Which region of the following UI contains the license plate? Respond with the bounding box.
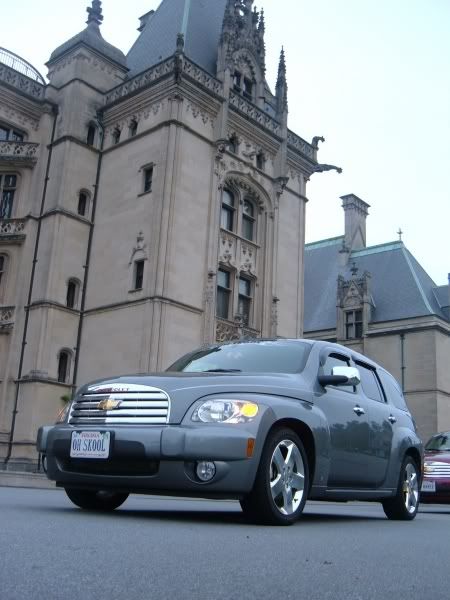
[70,431,110,459]
[421,480,436,492]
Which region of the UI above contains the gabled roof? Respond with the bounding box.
[127,0,228,77]
[304,237,448,332]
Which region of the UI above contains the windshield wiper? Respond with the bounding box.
[204,368,242,373]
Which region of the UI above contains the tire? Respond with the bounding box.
[64,488,129,511]
[382,456,420,520]
[240,428,309,526]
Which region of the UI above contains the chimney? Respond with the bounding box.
[341,194,370,251]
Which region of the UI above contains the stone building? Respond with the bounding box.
[0,0,324,469]
[304,194,450,441]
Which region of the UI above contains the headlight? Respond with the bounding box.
[56,402,71,424]
[192,400,259,424]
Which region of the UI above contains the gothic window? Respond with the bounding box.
[0,174,17,219]
[86,124,96,146]
[233,71,255,101]
[57,350,71,383]
[238,276,252,325]
[77,191,89,217]
[66,279,80,309]
[129,120,138,137]
[256,151,265,171]
[221,189,235,231]
[0,123,24,142]
[0,254,7,297]
[112,128,121,145]
[242,199,255,241]
[134,259,145,290]
[143,166,153,194]
[229,134,239,154]
[217,269,231,320]
[243,77,253,100]
[345,310,363,339]
[233,71,242,93]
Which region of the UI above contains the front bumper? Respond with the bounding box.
[37,423,261,498]
[420,476,450,504]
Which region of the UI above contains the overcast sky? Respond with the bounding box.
[2,0,449,285]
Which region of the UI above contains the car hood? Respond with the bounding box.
[77,372,313,423]
[424,450,450,462]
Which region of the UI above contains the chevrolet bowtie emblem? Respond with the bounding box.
[98,398,121,411]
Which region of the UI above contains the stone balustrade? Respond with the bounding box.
[0,141,39,164]
[0,218,26,240]
[0,306,15,332]
[0,62,45,99]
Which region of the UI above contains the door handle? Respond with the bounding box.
[353,405,365,416]
[388,415,397,424]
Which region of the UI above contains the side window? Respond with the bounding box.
[323,353,349,375]
[378,370,408,411]
[355,362,385,403]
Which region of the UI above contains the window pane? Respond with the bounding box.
[356,363,384,402]
[135,260,144,289]
[324,354,349,376]
[12,131,23,142]
[0,127,9,140]
[67,282,77,308]
[144,167,153,193]
[78,193,87,216]
[242,216,254,241]
[0,190,15,218]
[87,126,95,146]
[130,121,138,137]
[239,277,251,296]
[220,206,233,231]
[58,353,69,383]
[222,190,234,207]
[243,200,254,217]
[217,269,230,289]
[4,175,17,188]
[216,288,230,319]
[378,370,408,411]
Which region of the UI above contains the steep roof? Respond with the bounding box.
[304,237,448,332]
[127,0,228,77]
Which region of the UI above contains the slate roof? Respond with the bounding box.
[48,21,127,68]
[127,0,228,77]
[304,237,449,332]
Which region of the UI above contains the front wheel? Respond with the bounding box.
[382,456,420,520]
[240,428,309,525]
[64,488,129,511]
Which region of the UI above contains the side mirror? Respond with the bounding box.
[318,366,361,388]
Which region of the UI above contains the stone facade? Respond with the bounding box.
[0,1,320,469]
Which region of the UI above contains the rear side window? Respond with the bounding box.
[355,362,385,403]
[378,369,409,411]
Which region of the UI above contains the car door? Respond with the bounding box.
[316,351,371,488]
[354,361,394,488]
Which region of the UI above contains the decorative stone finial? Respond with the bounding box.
[86,0,103,27]
[176,33,185,54]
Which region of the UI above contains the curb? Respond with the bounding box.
[0,471,56,490]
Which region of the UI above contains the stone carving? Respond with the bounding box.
[129,231,148,265]
[105,102,164,139]
[182,59,222,95]
[229,91,281,136]
[185,102,214,127]
[0,63,45,100]
[287,130,315,160]
[216,318,241,342]
[106,57,176,104]
[203,270,216,345]
[0,141,39,162]
[0,218,26,236]
[219,233,236,267]
[240,242,256,275]
[0,306,14,332]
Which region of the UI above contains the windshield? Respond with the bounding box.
[425,432,450,452]
[167,340,312,374]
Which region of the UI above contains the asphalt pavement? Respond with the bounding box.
[0,485,449,600]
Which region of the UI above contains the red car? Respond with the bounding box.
[421,431,450,503]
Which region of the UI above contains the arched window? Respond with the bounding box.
[66,279,80,309]
[134,260,145,290]
[77,191,89,217]
[129,120,138,137]
[242,199,255,241]
[229,134,239,154]
[0,174,18,219]
[86,124,96,146]
[57,350,71,383]
[112,128,121,145]
[238,276,253,326]
[221,189,235,231]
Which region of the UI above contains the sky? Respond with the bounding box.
[2,0,449,285]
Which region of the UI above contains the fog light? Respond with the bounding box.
[196,461,216,482]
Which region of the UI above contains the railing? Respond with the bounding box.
[0,141,39,162]
[0,61,45,100]
[182,58,222,96]
[0,47,45,83]
[229,90,282,137]
[0,306,15,332]
[105,57,176,104]
[0,218,26,236]
[287,130,315,160]
[216,318,260,342]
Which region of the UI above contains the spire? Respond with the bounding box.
[86,0,103,28]
[276,47,288,114]
[258,8,265,35]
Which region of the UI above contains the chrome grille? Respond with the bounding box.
[69,383,170,425]
[424,462,450,477]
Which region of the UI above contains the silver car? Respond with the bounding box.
[37,339,423,525]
